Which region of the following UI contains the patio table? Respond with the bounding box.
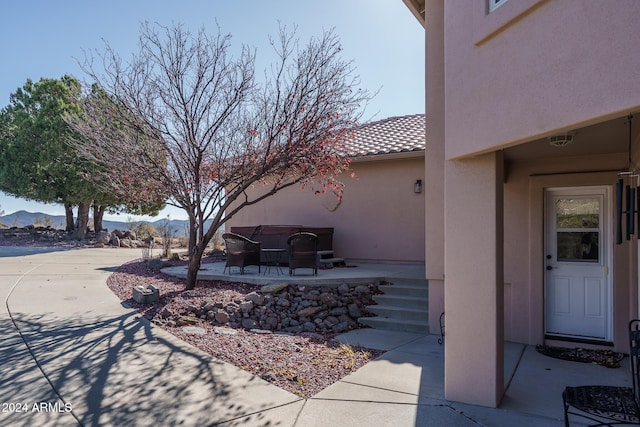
[261,248,286,275]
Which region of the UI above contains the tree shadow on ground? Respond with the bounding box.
[1,310,298,427]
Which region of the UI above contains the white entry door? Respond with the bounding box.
[544,187,611,341]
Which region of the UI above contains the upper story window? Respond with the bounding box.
[489,0,508,12]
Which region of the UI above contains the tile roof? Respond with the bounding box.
[346,114,425,158]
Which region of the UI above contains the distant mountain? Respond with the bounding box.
[0,210,215,238]
[0,211,67,229]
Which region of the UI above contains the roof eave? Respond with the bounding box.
[402,0,426,28]
[349,149,425,163]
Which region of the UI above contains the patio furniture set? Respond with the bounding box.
[222,230,320,276]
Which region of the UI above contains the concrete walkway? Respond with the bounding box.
[0,247,631,426]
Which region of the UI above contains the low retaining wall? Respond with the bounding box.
[161,281,382,334]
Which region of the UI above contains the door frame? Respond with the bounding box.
[543,185,613,342]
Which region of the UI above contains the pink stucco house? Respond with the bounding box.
[227,114,425,264]
[403,0,640,407]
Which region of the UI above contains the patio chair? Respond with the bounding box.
[562,319,640,426]
[222,232,261,274]
[287,232,319,276]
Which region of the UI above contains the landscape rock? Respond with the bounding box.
[239,301,254,313]
[181,326,206,335]
[330,307,348,316]
[276,298,290,307]
[298,306,322,317]
[96,231,110,244]
[354,285,371,295]
[213,327,237,335]
[214,310,230,324]
[110,235,120,247]
[249,329,273,335]
[176,315,200,326]
[261,283,289,294]
[245,291,265,305]
[347,303,362,318]
[333,322,350,333]
[320,292,339,307]
[241,318,258,329]
[166,281,378,335]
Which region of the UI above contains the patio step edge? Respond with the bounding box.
[377,284,428,297]
[367,305,428,321]
[358,317,429,334]
[373,294,429,309]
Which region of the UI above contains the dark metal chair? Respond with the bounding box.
[287,232,319,276]
[222,232,261,274]
[562,319,640,426]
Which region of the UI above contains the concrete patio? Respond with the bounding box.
[161,259,426,286]
[333,328,633,426]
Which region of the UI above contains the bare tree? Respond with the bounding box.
[69,22,370,289]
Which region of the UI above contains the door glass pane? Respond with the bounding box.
[557,231,599,262]
[556,198,599,228]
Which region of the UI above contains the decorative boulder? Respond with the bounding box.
[97,230,110,244]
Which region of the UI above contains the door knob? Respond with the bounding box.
[546,265,553,271]
[546,255,552,259]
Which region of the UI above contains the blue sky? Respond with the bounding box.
[0,0,424,220]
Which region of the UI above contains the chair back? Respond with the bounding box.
[223,233,244,254]
[287,232,319,256]
[286,232,319,275]
[222,232,259,253]
[630,319,640,405]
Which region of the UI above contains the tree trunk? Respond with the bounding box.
[198,210,204,244]
[74,201,90,240]
[64,203,75,232]
[186,246,204,290]
[93,205,106,231]
[185,216,200,290]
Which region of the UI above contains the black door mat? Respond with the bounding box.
[535,344,625,368]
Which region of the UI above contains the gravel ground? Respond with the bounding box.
[107,257,384,398]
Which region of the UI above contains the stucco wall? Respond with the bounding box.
[503,152,637,351]
[225,155,425,263]
[445,0,640,159]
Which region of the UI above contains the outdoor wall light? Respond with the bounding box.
[414,179,422,194]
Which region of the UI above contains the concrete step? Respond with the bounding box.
[367,305,428,322]
[317,250,334,258]
[318,257,345,267]
[358,316,429,334]
[373,294,428,310]
[378,282,428,298]
[317,250,345,268]
[360,279,430,334]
